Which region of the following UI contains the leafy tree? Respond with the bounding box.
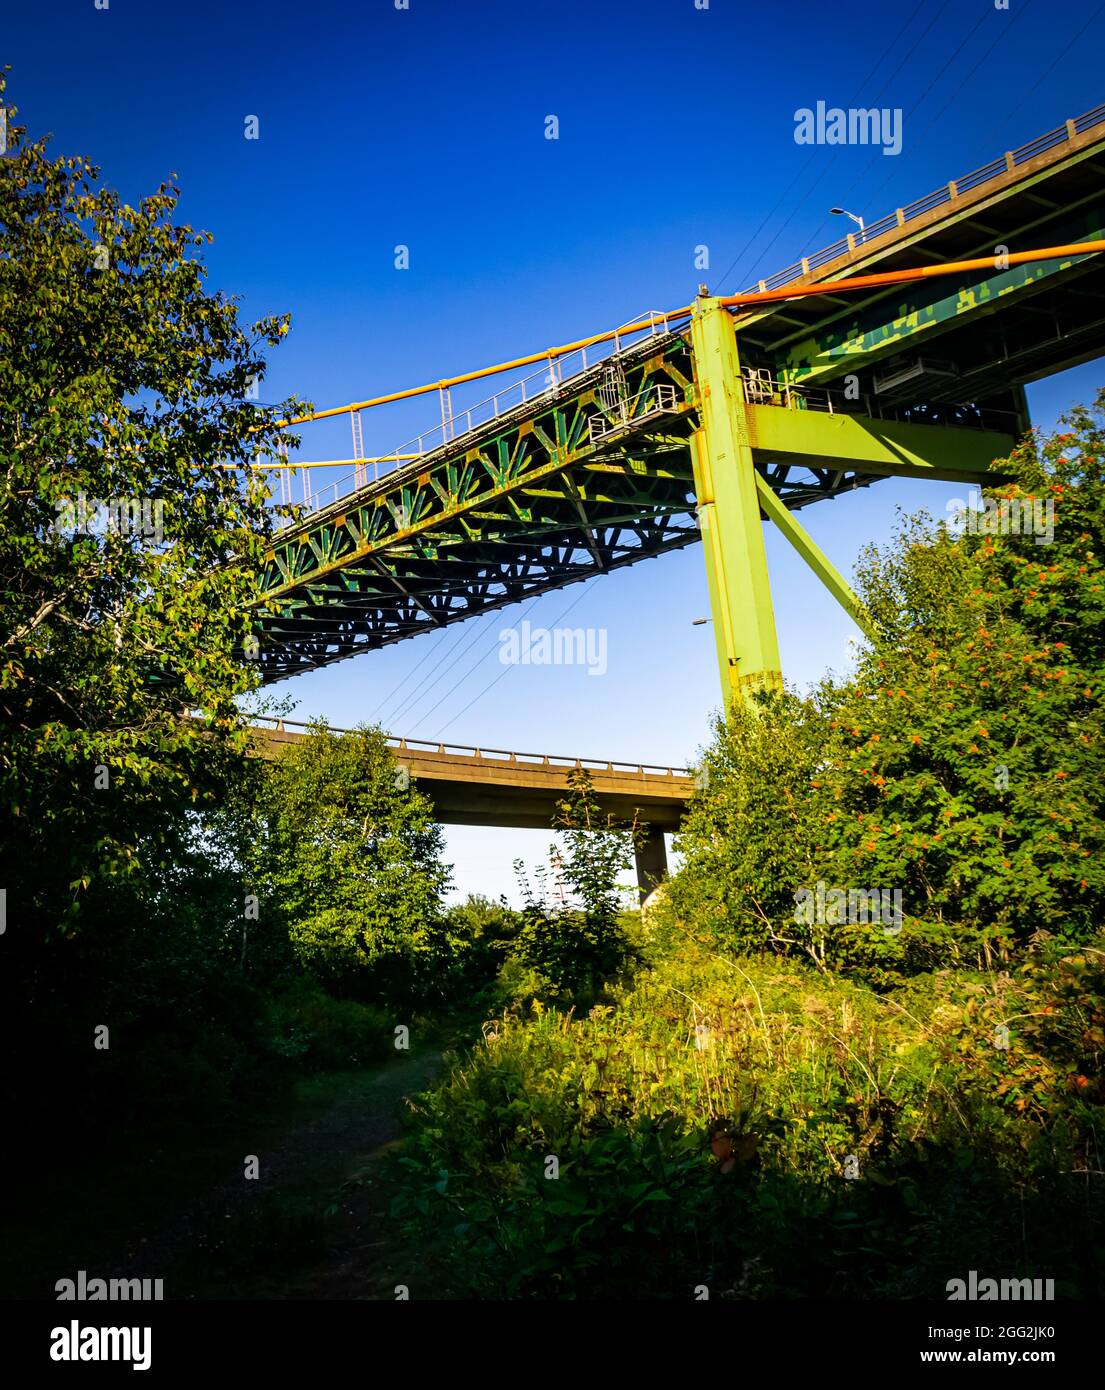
[669,691,835,964]
[0,81,315,1165]
[513,768,635,996]
[670,394,1105,979]
[0,76,304,940]
[440,893,520,990]
[817,393,1105,968]
[241,722,454,999]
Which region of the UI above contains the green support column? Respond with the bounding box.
[690,297,783,706]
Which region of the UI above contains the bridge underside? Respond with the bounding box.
[252,723,691,900]
[738,128,1105,400]
[249,333,1016,683]
[248,112,1105,688]
[253,385,704,682]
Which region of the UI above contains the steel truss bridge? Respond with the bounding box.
[245,101,1105,705]
[233,105,1105,892]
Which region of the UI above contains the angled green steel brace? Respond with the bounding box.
[753,473,877,641]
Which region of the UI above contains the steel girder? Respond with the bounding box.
[249,127,1105,685]
[252,340,702,681]
[249,347,1026,683]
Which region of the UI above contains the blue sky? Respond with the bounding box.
[9,0,1104,900]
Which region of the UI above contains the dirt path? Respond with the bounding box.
[117,1048,446,1299]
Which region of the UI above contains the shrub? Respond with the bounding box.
[261,981,395,1070]
[389,941,1105,1297]
[509,769,637,1000]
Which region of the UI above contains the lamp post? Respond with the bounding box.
[830,207,866,240]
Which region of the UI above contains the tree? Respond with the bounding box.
[513,768,635,996]
[241,722,454,998]
[818,392,1105,967]
[669,690,835,964]
[0,76,305,940]
[670,394,1105,979]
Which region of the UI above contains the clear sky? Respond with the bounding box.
[9,0,1104,901]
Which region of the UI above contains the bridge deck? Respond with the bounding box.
[250,720,693,831]
[248,103,1105,684]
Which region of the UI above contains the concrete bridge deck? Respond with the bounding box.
[250,717,694,897]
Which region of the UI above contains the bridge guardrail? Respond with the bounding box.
[249,714,691,778]
[274,310,683,517]
[747,100,1105,295]
[263,101,1105,528]
[739,368,1021,432]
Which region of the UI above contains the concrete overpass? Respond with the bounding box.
[249,717,693,899]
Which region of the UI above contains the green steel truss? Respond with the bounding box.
[251,118,1105,692]
[255,341,701,681]
[251,324,1012,687]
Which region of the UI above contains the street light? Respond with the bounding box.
[691,617,711,626]
[830,207,865,237]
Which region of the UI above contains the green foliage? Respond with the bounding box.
[260,980,395,1070]
[821,397,1105,960]
[0,76,306,942]
[668,691,832,962]
[554,766,637,929]
[510,769,636,999]
[0,99,427,1168]
[439,894,520,996]
[237,722,455,999]
[670,394,1105,979]
[390,941,1105,1298]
